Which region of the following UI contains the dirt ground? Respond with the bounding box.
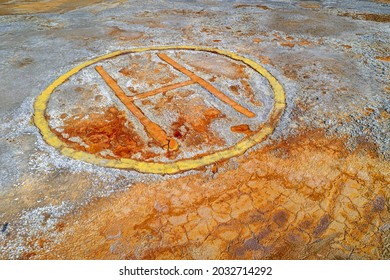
[0,0,389,260]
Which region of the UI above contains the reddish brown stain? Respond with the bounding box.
[171,116,189,140]
[372,196,386,212]
[228,80,262,107]
[173,130,183,139]
[280,42,295,48]
[241,79,263,106]
[313,214,331,237]
[273,210,289,227]
[108,26,144,41]
[229,85,240,95]
[257,228,272,241]
[170,106,225,148]
[109,26,125,36]
[273,34,315,49]
[339,12,390,23]
[299,3,321,9]
[208,76,217,82]
[257,55,272,65]
[283,67,298,80]
[16,58,34,68]
[231,124,252,135]
[53,106,146,159]
[298,40,312,47]
[148,87,226,151]
[234,4,270,10]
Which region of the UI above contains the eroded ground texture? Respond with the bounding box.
[0,0,389,259]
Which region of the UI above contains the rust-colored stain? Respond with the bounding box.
[26,131,389,259]
[339,12,390,23]
[234,4,270,10]
[148,91,226,153]
[52,107,147,159]
[95,65,179,151]
[280,42,295,48]
[299,3,321,9]
[272,33,315,48]
[108,26,144,41]
[0,0,103,15]
[15,57,34,68]
[279,40,313,48]
[169,103,226,150]
[157,53,256,118]
[231,124,252,135]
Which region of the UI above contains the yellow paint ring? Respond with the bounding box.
[34,45,286,174]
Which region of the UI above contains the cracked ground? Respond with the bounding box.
[0,0,389,259]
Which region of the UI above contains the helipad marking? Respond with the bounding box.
[128,79,196,101]
[33,45,286,174]
[158,53,256,118]
[95,65,179,151]
[97,52,255,149]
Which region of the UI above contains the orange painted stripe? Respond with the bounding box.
[129,79,196,101]
[95,65,179,151]
[157,53,256,118]
[376,56,390,62]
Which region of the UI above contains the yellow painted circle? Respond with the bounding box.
[34,45,286,174]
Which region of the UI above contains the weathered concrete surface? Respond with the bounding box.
[0,0,389,259]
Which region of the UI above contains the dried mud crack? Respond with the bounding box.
[7,131,389,260]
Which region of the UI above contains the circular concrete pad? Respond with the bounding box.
[34,46,285,174]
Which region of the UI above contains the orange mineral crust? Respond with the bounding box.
[52,107,147,159]
[28,131,389,260]
[0,0,103,15]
